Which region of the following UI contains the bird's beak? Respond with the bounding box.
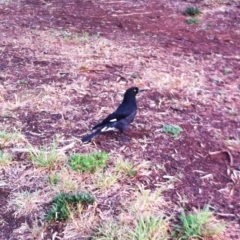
[138,87,150,92]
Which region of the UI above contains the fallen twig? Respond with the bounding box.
[215,212,236,218]
[209,150,233,166]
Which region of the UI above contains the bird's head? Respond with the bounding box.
[126,86,148,95]
[123,86,148,102]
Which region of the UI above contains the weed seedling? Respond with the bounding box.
[48,173,60,185]
[46,192,95,221]
[175,206,225,239]
[186,18,200,25]
[163,125,183,138]
[69,152,109,173]
[81,31,89,43]
[0,129,23,147]
[184,7,201,16]
[0,150,12,166]
[17,80,28,85]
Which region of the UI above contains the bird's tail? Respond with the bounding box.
[82,128,101,143]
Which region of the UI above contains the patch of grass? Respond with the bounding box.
[46,192,95,221]
[93,221,130,240]
[20,217,46,240]
[115,159,138,177]
[68,152,109,173]
[131,215,169,240]
[50,169,79,192]
[94,171,120,189]
[17,79,28,85]
[28,141,66,170]
[61,178,79,191]
[175,206,225,239]
[8,191,41,217]
[48,173,61,185]
[0,150,12,166]
[130,185,167,217]
[80,31,89,43]
[0,129,24,147]
[163,124,183,138]
[184,7,201,16]
[93,216,169,240]
[186,18,200,25]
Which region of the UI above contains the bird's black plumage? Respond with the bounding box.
[82,87,146,143]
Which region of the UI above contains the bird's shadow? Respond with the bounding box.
[95,128,147,143]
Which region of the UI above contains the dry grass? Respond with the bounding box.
[7,190,43,218]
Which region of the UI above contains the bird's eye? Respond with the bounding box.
[134,89,137,92]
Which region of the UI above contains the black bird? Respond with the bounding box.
[82,86,147,143]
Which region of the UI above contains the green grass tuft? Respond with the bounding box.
[186,18,200,25]
[48,173,61,185]
[0,150,12,166]
[68,152,109,173]
[163,125,183,138]
[184,7,201,16]
[131,215,169,240]
[28,141,65,170]
[46,192,95,221]
[174,206,225,239]
[0,129,23,147]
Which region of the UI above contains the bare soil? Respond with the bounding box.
[0,0,240,239]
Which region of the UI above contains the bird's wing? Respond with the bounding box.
[92,103,136,130]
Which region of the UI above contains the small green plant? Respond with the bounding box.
[184,7,201,16]
[127,169,138,177]
[69,152,109,173]
[80,31,89,43]
[93,221,130,240]
[0,129,23,147]
[163,125,183,138]
[48,173,60,185]
[175,206,225,239]
[17,80,28,85]
[186,18,200,25]
[0,150,12,166]
[46,192,95,221]
[28,141,65,170]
